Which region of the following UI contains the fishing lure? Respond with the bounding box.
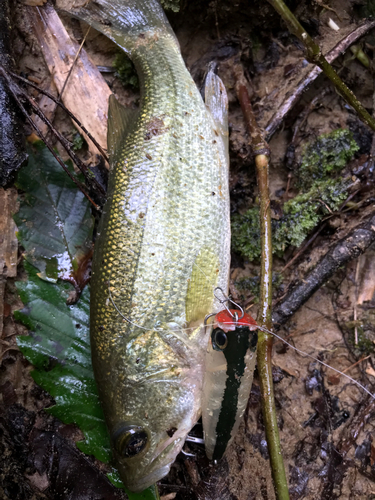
[202,289,258,461]
[201,287,375,462]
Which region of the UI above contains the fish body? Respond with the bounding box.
[62,0,230,492]
[202,309,258,461]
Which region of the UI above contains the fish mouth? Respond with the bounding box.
[121,435,185,492]
[125,464,171,493]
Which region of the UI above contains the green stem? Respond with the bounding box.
[267,0,375,131]
[234,63,290,500]
[256,155,289,500]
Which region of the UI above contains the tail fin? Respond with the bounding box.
[58,0,176,53]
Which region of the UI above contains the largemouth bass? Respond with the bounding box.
[61,0,230,492]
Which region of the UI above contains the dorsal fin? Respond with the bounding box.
[107,95,138,165]
[204,66,229,154]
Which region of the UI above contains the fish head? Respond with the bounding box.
[110,416,189,492]
[95,324,205,492]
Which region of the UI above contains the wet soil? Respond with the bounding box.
[1,0,375,499]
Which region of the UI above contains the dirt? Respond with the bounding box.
[1,0,375,499]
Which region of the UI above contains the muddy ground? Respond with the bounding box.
[1,0,375,499]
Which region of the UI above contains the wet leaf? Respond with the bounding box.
[15,264,160,500]
[14,142,93,284]
[16,261,110,462]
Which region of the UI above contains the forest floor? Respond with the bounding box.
[1,0,375,499]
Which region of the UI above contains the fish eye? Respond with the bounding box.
[212,328,228,351]
[113,425,149,458]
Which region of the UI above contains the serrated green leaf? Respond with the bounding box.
[14,142,93,282]
[16,261,111,463]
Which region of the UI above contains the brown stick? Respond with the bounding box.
[0,67,100,210]
[265,20,375,140]
[234,62,290,500]
[7,70,109,162]
[273,211,375,326]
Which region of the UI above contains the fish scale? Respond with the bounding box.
[63,0,230,492]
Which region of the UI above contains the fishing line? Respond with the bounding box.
[108,266,374,400]
[107,279,155,331]
[211,316,375,400]
[257,324,375,400]
[213,290,375,400]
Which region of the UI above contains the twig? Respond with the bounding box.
[267,0,375,131]
[338,396,375,457]
[281,221,327,273]
[290,87,330,144]
[0,67,100,210]
[27,92,106,199]
[1,68,106,203]
[273,211,375,326]
[354,259,360,345]
[58,25,91,102]
[234,62,290,500]
[265,19,375,139]
[6,69,109,162]
[343,355,370,374]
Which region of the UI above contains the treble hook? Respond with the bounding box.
[213,287,245,321]
[204,287,245,326]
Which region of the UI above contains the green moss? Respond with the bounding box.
[72,131,85,151]
[236,275,260,296]
[113,52,139,89]
[232,178,350,260]
[346,323,375,356]
[160,0,181,11]
[345,309,375,356]
[231,129,358,262]
[231,208,261,261]
[272,203,319,253]
[298,129,358,189]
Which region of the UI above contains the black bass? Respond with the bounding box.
[61,0,230,492]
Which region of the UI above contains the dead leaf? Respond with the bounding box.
[160,494,177,500]
[0,188,18,278]
[327,373,341,385]
[371,441,375,467]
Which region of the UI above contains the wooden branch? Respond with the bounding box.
[273,211,375,326]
